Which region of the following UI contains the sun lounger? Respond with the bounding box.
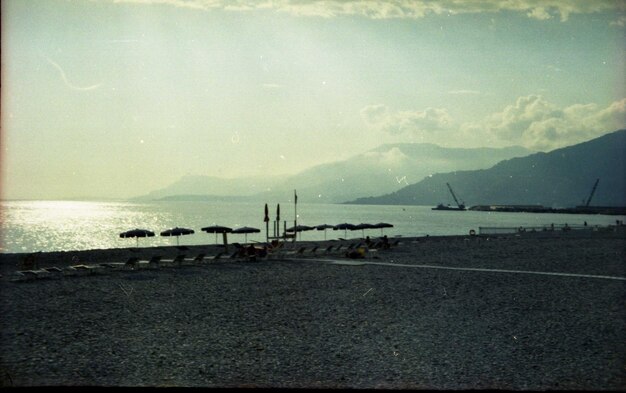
[101,257,139,271]
[210,252,225,260]
[147,255,163,269]
[71,264,103,275]
[14,269,49,281]
[122,257,140,270]
[323,245,334,253]
[282,246,306,257]
[174,254,187,267]
[191,253,206,265]
[158,254,186,268]
[42,267,64,278]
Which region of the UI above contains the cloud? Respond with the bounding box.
[110,0,624,22]
[361,147,411,168]
[466,95,626,150]
[360,104,454,136]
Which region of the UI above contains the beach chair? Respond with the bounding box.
[286,246,306,256]
[123,257,140,270]
[42,266,64,279]
[210,251,225,260]
[71,264,103,275]
[173,254,187,268]
[147,255,163,269]
[97,257,136,270]
[159,254,186,268]
[307,246,319,254]
[15,270,49,281]
[191,253,206,265]
[323,245,334,253]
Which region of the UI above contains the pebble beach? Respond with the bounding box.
[1,229,625,389]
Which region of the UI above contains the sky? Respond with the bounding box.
[1,0,625,200]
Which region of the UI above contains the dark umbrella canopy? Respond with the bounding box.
[286,224,314,240]
[232,226,261,243]
[333,223,356,238]
[316,224,334,240]
[201,225,233,243]
[354,223,375,237]
[160,227,195,246]
[372,222,394,235]
[286,225,315,232]
[120,228,155,247]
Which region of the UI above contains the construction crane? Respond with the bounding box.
[447,183,466,210]
[584,178,600,207]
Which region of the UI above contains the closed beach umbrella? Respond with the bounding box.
[160,227,195,246]
[120,228,155,247]
[232,226,260,243]
[201,225,232,243]
[315,224,334,240]
[372,222,394,236]
[333,223,356,238]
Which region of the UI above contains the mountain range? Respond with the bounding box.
[134,143,531,203]
[348,129,626,208]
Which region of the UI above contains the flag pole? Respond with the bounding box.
[294,189,298,244]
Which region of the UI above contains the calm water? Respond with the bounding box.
[1,200,623,254]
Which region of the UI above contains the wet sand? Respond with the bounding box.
[1,231,625,389]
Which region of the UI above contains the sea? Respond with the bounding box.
[1,200,624,254]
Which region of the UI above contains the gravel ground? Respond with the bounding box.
[0,233,625,389]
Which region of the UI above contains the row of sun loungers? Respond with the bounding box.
[9,238,402,282]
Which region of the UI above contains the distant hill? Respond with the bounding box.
[347,129,626,208]
[252,144,530,203]
[133,143,531,203]
[131,175,281,201]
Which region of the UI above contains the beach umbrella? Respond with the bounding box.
[286,224,314,240]
[232,226,260,243]
[354,223,375,238]
[160,227,195,246]
[333,223,356,238]
[201,225,232,243]
[119,228,155,247]
[315,224,334,240]
[372,222,394,236]
[286,224,315,232]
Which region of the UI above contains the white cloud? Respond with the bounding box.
[360,104,454,136]
[110,0,624,22]
[466,95,626,150]
[361,147,411,168]
[363,96,626,151]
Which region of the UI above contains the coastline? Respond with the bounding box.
[1,231,625,388]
